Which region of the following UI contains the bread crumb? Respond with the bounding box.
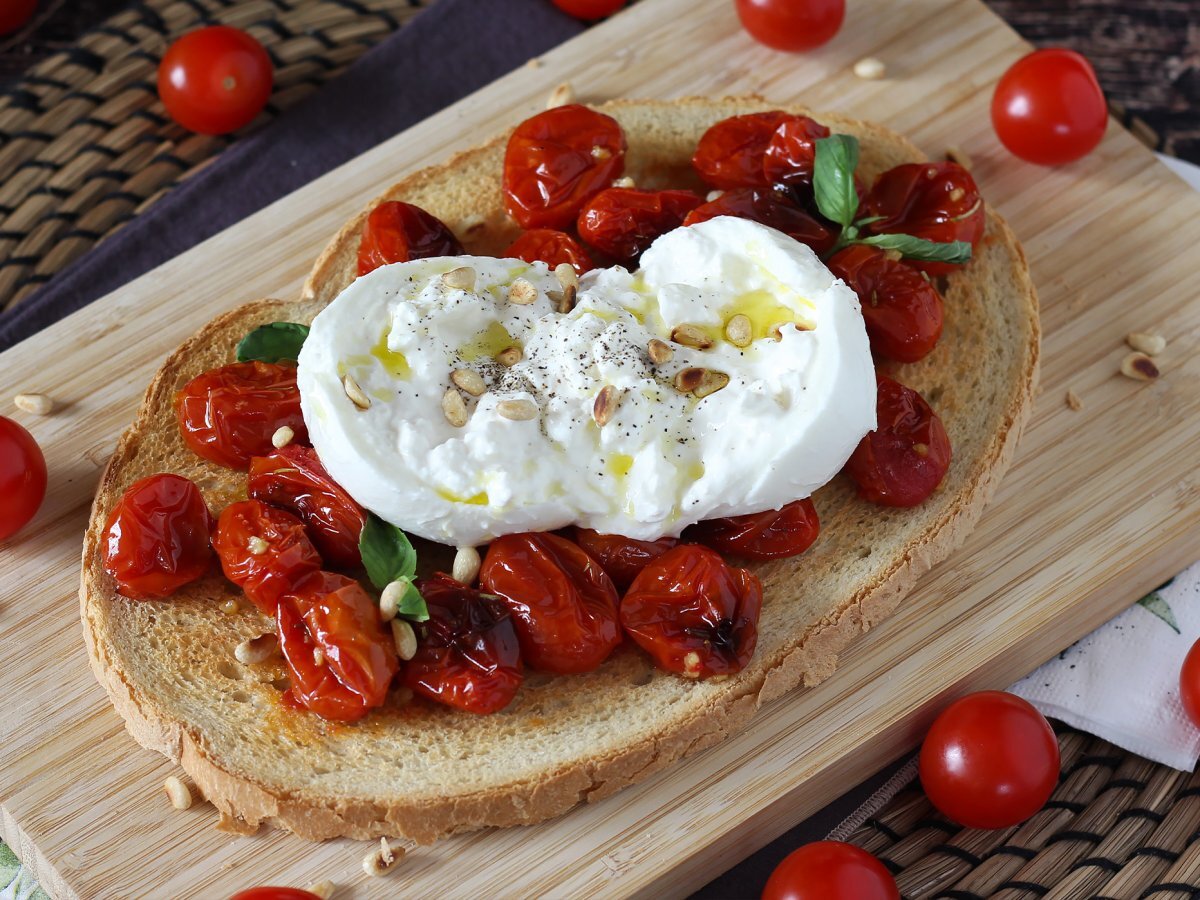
[14,393,53,415]
[1065,389,1083,411]
[1126,332,1165,356]
[853,57,886,80]
[363,837,405,877]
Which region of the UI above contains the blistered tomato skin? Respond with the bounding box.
[577,188,703,262]
[175,361,307,470]
[0,415,47,542]
[103,474,213,600]
[688,498,820,560]
[762,115,831,189]
[405,573,523,714]
[502,104,626,230]
[621,544,762,678]
[248,446,366,568]
[692,111,792,190]
[357,201,465,276]
[684,188,835,255]
[827,245,944,363]
[573,528,679,591]
[480,533,622,674]
[278,570,399,723]
[505,228,594,274]
[212,500,322,614]
[846,374,951,508]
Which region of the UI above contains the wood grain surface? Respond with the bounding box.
[1,0,1199,897]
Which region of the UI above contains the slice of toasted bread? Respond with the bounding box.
[80,96,1039,843]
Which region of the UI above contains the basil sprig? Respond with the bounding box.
[236,322,310,363]
[359,513,429,621]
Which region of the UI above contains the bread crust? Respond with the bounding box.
[80,96,1039,843]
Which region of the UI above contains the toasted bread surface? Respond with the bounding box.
[81,97,1039,842]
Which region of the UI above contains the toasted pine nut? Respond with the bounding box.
[304,881,336,900]
[1120,352,1159,381]
[1126,332,1166,356]
[451,368,487,397]
[220,598,241,615]
[647,339,674,364]
[453,546,482,585]
[363,837,405,877]
[442,388,468,427]
[441,266,476,291]
[14,392,53,415]
[612,176,636,189]
[671,324,714,350]
[593,385,620,426]
[313,647,325,667]
[692,370,730,399]
[705,189,724,202]
[380,580,406,622]
[554,262,579,289]
[724,315,752,348]
[391,619,418,661]
[234,633,277,665]
[549,283,577,313]
[271,425,295,449]
[496,346,523,367]
[853,56,886,80]
[508,278,537,305]
[247,536,269,556]
[1065,389,1083,411]
[913,443,929,457]
[342,373,371,410]
[682,651,702,678]
[673,368,706,393]
[546,81,574,109]
[497,399,538,421]
[163,775,193,810]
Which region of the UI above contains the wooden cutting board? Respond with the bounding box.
[2,0,1199,896]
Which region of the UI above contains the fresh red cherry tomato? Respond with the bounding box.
[0,415,47,542]
[357,201,465,277]
[919,690,1059,830]
[550,0,625,19]
[688,498,819,560]
[762,841,899,900]
[621,544,762,678]
[1179,638,1200,728]
[992,49,1108,166]
[277,570,398,722]
[0,0,37,36]
[248,446,365,569]
[762,115,831,190]
[736,0,845,52]
[845,374,951,508]
[572,528,678,591]
[577,188,703,261]
[827,245,944,363]
[175,361,307,470]
[480,532,622,674]
[405,573,523,714]
[157,26,273,136]
[212,500,322,614]
[693,112,792,190]
[229,890,321,900]
[103,474,213,600]
[506,228,595,274]
[861,162,985,276]
[502,104,626,230]
[684,188,836,255]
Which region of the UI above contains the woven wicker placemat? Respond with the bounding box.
[0,0,433,313]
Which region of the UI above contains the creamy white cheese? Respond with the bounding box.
[298,217,876,547]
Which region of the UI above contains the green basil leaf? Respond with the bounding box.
[359,512,418,589]
[813,135,861,228]
[395,578,429,623]
[236,322,310,363]
[857,233,972,264]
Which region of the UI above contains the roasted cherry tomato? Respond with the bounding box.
[505,228,594,274]
[278,570,398,722]
[920,691,1059,830]
[736,0,845,52]
[405,573,523,714]
[762,115,831,190]
[684,188,835,255]
[550,0,625,19]
[480,532,622,674]
[157,26,273,136]
[762,841,899,900]
[861,162,985,276]
[692,112,792,190]
[175,361,307,471]
[573,528,678,591]
[357,201,465,277]
[992,49,1107,167]
[502,104,626,230]
[621,544,762,678]
[212,499,322,614]
[0,0,36,36]
[577,188,703,261]
[0,415,47,542]
[827,245,944,363]
[229,889,322,900]
[845,374,951,508]
[248,446,365,568]
[103,473,213,600]
[688,498,819,560]
[1179,638,1200,728]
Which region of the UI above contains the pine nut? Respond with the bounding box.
[14,392,53,415]
[1120,352,1159,381]
[853,56,886,80]
[363,837,405,877]
[234,633,277,665]
[380,580,406,622]
[441,266,476,291]
[1065,389,1083,411]
[271,425,294,449]
[1126,332,1166,356]
[442,388,468,427]
[451,368,487,397]
[671,324,714,350]
[304,881,336,900]
[342,373,371,410]
[497,399,538,421]
[163,775,193,810]
[546,81,574,109]
[948,187,965,203]
[554,262,579,289]
[682,651,702,678]
[647,339,674,364]
[508,278,537,305]
[706,190,724,202]
[313,647,325,667]
[724,314,752,348]
[391,619,418,661]
[693,370,730,399]
[220,598,241,615]
[593,385,620,426]
[247,536,269,556]
[452,546,482,585]
[496,346,523,367]
[612,176,636,189]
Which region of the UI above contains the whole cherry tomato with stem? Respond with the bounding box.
[157,26,273,135]
[762,841,899,900]
[103,474,213,600]
[405,573,523,715]
[845,374,951,508]
[248,446,366,569]
[992,49,1107,166]
[1179,637,1200,728]
[684,188,835,256]
[480,532,622,674]
[550,0,625,19]
[736,0,845,53]
[212,500,322,614]
[621,544,762,679]
[827,244,944,363]
[503,104,626,230]
[0,415,47,542]
[175,361,307,470]
[762,115,831,190]
[573,528,678,591]
[0,0,37,36]
[357,201,465,276]
[687,497,820,560]
[919,690,1059,830]
[577,188,703,262]
[278,570,399,722]
[506,228,594,274]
